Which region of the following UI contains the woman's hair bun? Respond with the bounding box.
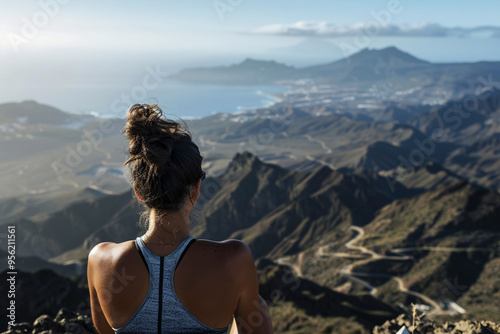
[123,103,191,167]
[122,103,203,215]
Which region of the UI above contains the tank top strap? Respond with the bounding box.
[135,235,196,268]
[165,235,196,270]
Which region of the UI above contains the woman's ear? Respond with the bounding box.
[134,183,144,202]
[191,178,202,204]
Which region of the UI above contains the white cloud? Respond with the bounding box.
[253,21,500,38]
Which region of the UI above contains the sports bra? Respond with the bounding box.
[112,235,230,333]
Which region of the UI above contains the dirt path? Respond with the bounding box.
[277,225,470,316]
[303,134,336,170]
[340,226,445,314]
[304,134,333,154]
[305,155,337,170]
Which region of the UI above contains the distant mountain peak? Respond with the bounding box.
[241,58,271,64]
[173,57,294,84]
[0,100,73,125]
[347,46,429,65]
[233,58,294,70]
[229,151,260,168]
[374,46,404,53]
[21,99,40,105]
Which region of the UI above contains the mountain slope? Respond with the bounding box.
[3,190,141,259]
[444,136,500,192]
[0,186,110,225]
[257,259,397,333]
[352,180,500,319]
[171,58,296,84]
[0,100,88,126]
[407,91,500,145]
[196,152,410,259]
[300,46,431,83]
[378,161,465,192]
[10,152,410,264]
[362,180,500,250]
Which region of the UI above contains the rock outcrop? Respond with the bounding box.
[1,308,96,334]
[373,314,500,334]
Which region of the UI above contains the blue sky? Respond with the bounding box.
[1,0,500,111]
[2,0,500,56]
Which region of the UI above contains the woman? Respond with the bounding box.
[87,104,273,334]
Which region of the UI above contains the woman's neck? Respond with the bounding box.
[144,208,191,245]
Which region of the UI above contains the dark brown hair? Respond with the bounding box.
[122,104,203,222]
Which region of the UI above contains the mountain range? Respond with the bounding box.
[2,46,500,333]
[171,46,500,87]
[2,150,500,331]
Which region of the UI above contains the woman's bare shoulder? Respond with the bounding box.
[191,238,255,271]
[88,240,136,265]
[194,238,252,255]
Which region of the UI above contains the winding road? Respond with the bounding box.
[303,134,336,170]
[304,134,332,154]
[276,225,486,316]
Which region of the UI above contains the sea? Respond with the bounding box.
[74,79,289,119]
[3,77,289,120]
[143,79,289,119]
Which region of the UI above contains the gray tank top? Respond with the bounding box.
[112,235,230,333]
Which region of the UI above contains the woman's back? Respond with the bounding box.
[88,104,273,334]
[88,236,262,333]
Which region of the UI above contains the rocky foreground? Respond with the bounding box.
[2,308,96,334]
[5,311,500,334]
[373,314,500,334]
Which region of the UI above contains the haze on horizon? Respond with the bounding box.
[2,0,500,114]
